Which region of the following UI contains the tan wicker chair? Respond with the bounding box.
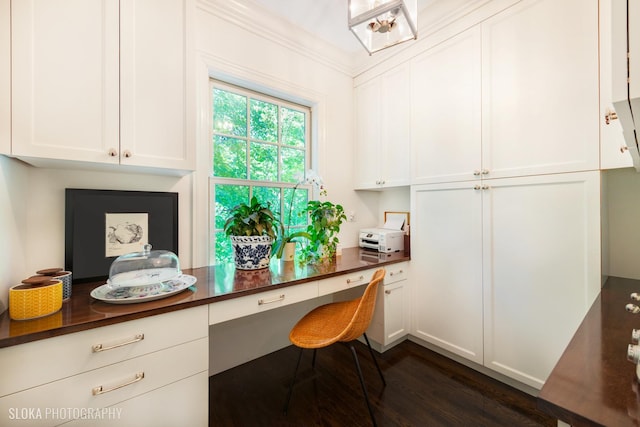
[284,268,386,426]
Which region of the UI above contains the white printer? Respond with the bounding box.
[359,228,404,253]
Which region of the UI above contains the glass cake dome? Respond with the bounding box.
[108,244,181,287]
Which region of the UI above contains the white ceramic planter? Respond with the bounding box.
[230,235,273,270]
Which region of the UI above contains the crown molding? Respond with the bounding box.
[196,0,356,76]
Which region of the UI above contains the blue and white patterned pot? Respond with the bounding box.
[230,235,273,270]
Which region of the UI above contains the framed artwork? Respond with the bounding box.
[65,189,178,283]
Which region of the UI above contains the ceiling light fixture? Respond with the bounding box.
[348,0,418,55]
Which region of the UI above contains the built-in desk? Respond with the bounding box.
[0,247,409,348]
[0,248,408,426]
[538,276,640,426]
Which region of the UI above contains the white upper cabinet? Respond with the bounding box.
[11,0,194,174]
[411,26,482,185]
[354,63,411,190]
[0,0,10,156]
[481,0,600,178]
[120,0,194,170]
[600,0,633,169]
[11,0,120,164]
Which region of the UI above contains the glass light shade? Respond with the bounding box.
[348,0,417,54]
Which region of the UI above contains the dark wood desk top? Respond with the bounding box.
[538,276,640,426]
[0,248,409,349]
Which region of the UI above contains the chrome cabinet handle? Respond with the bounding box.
[258,294,285,305]
[473,170,481,176]
[107,148,118,157]
[605,110,618,125]
[385,290,391,295]
[122,150,132,158]
[481,169,489,175]
[92,333,144,353]
[389,269,403,277]
[346,275,364,284]
[92,372,144,396]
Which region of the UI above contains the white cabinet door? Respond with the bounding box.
[482,172,601,389]
[120,0,194,170]
[368,263,409,349]
[481,0,599,178]
[0,0,10,155]
[411,26,481,185]
[380,63,411,188]
[11,0,120,163]
[354,64,410,190]
[600,0,633,169]
[411,182,484,364]
[354,78,381,189]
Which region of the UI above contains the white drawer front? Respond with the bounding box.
[209,281,318,325]
[63,372,209,427]
[318,268,377,296]
[0,338,208,427]
[0,305,208,397]
[385,262,408,285]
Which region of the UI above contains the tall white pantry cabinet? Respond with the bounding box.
[409,0,601,389]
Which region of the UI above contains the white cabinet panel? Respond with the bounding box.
[209,281,318,325]
[11,0,120,163]
[600,0,633,169]
[0,0,10,155]
[411,27,482,184]
[354,64,411,190]
[10,0,194,172]
[64,372,209,427]
[120,0,194,170]
[0,305,208,397]
[482,172,601,389]
[0,338,207,427]
[481,0,600,177]
[411,182,484,364]
[411,172,601,388]
[368,262,409,349]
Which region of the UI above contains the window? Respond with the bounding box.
[210,81,311,265]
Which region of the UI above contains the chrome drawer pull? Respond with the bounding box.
[92,372,144,396]
[258,294,285,305]
[389,269,404,277]
[92,333,145,353]
[385,290,391,295]
[346,275,364,284]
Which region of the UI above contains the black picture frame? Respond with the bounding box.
[65,189,178,283]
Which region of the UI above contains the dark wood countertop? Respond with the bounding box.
[538,276,640,426]
[0,248,409,349]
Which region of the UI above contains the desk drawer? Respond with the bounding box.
[318,268,378,296]
[0,305,208,397]
[209,281,318,325]
[385,262,408,285]
[0,338,208,427]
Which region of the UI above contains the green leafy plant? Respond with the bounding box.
[223,196,279,239]
[300,200,347,263]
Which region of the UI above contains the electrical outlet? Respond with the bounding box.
[347,211,355,222]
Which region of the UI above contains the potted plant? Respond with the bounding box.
[223,196,279,270]
[300,200,347,264]
[273,180,312,261]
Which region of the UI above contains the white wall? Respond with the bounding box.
[0,157,29,312]
[192,0,365,267]
[604,167,640,280]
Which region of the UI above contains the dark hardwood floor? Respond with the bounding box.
[209,339,555,426]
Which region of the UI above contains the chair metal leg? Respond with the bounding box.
[312,348,317,368]
[283,347,303,415]
[363,333,386,386]
[349,344,377,427]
